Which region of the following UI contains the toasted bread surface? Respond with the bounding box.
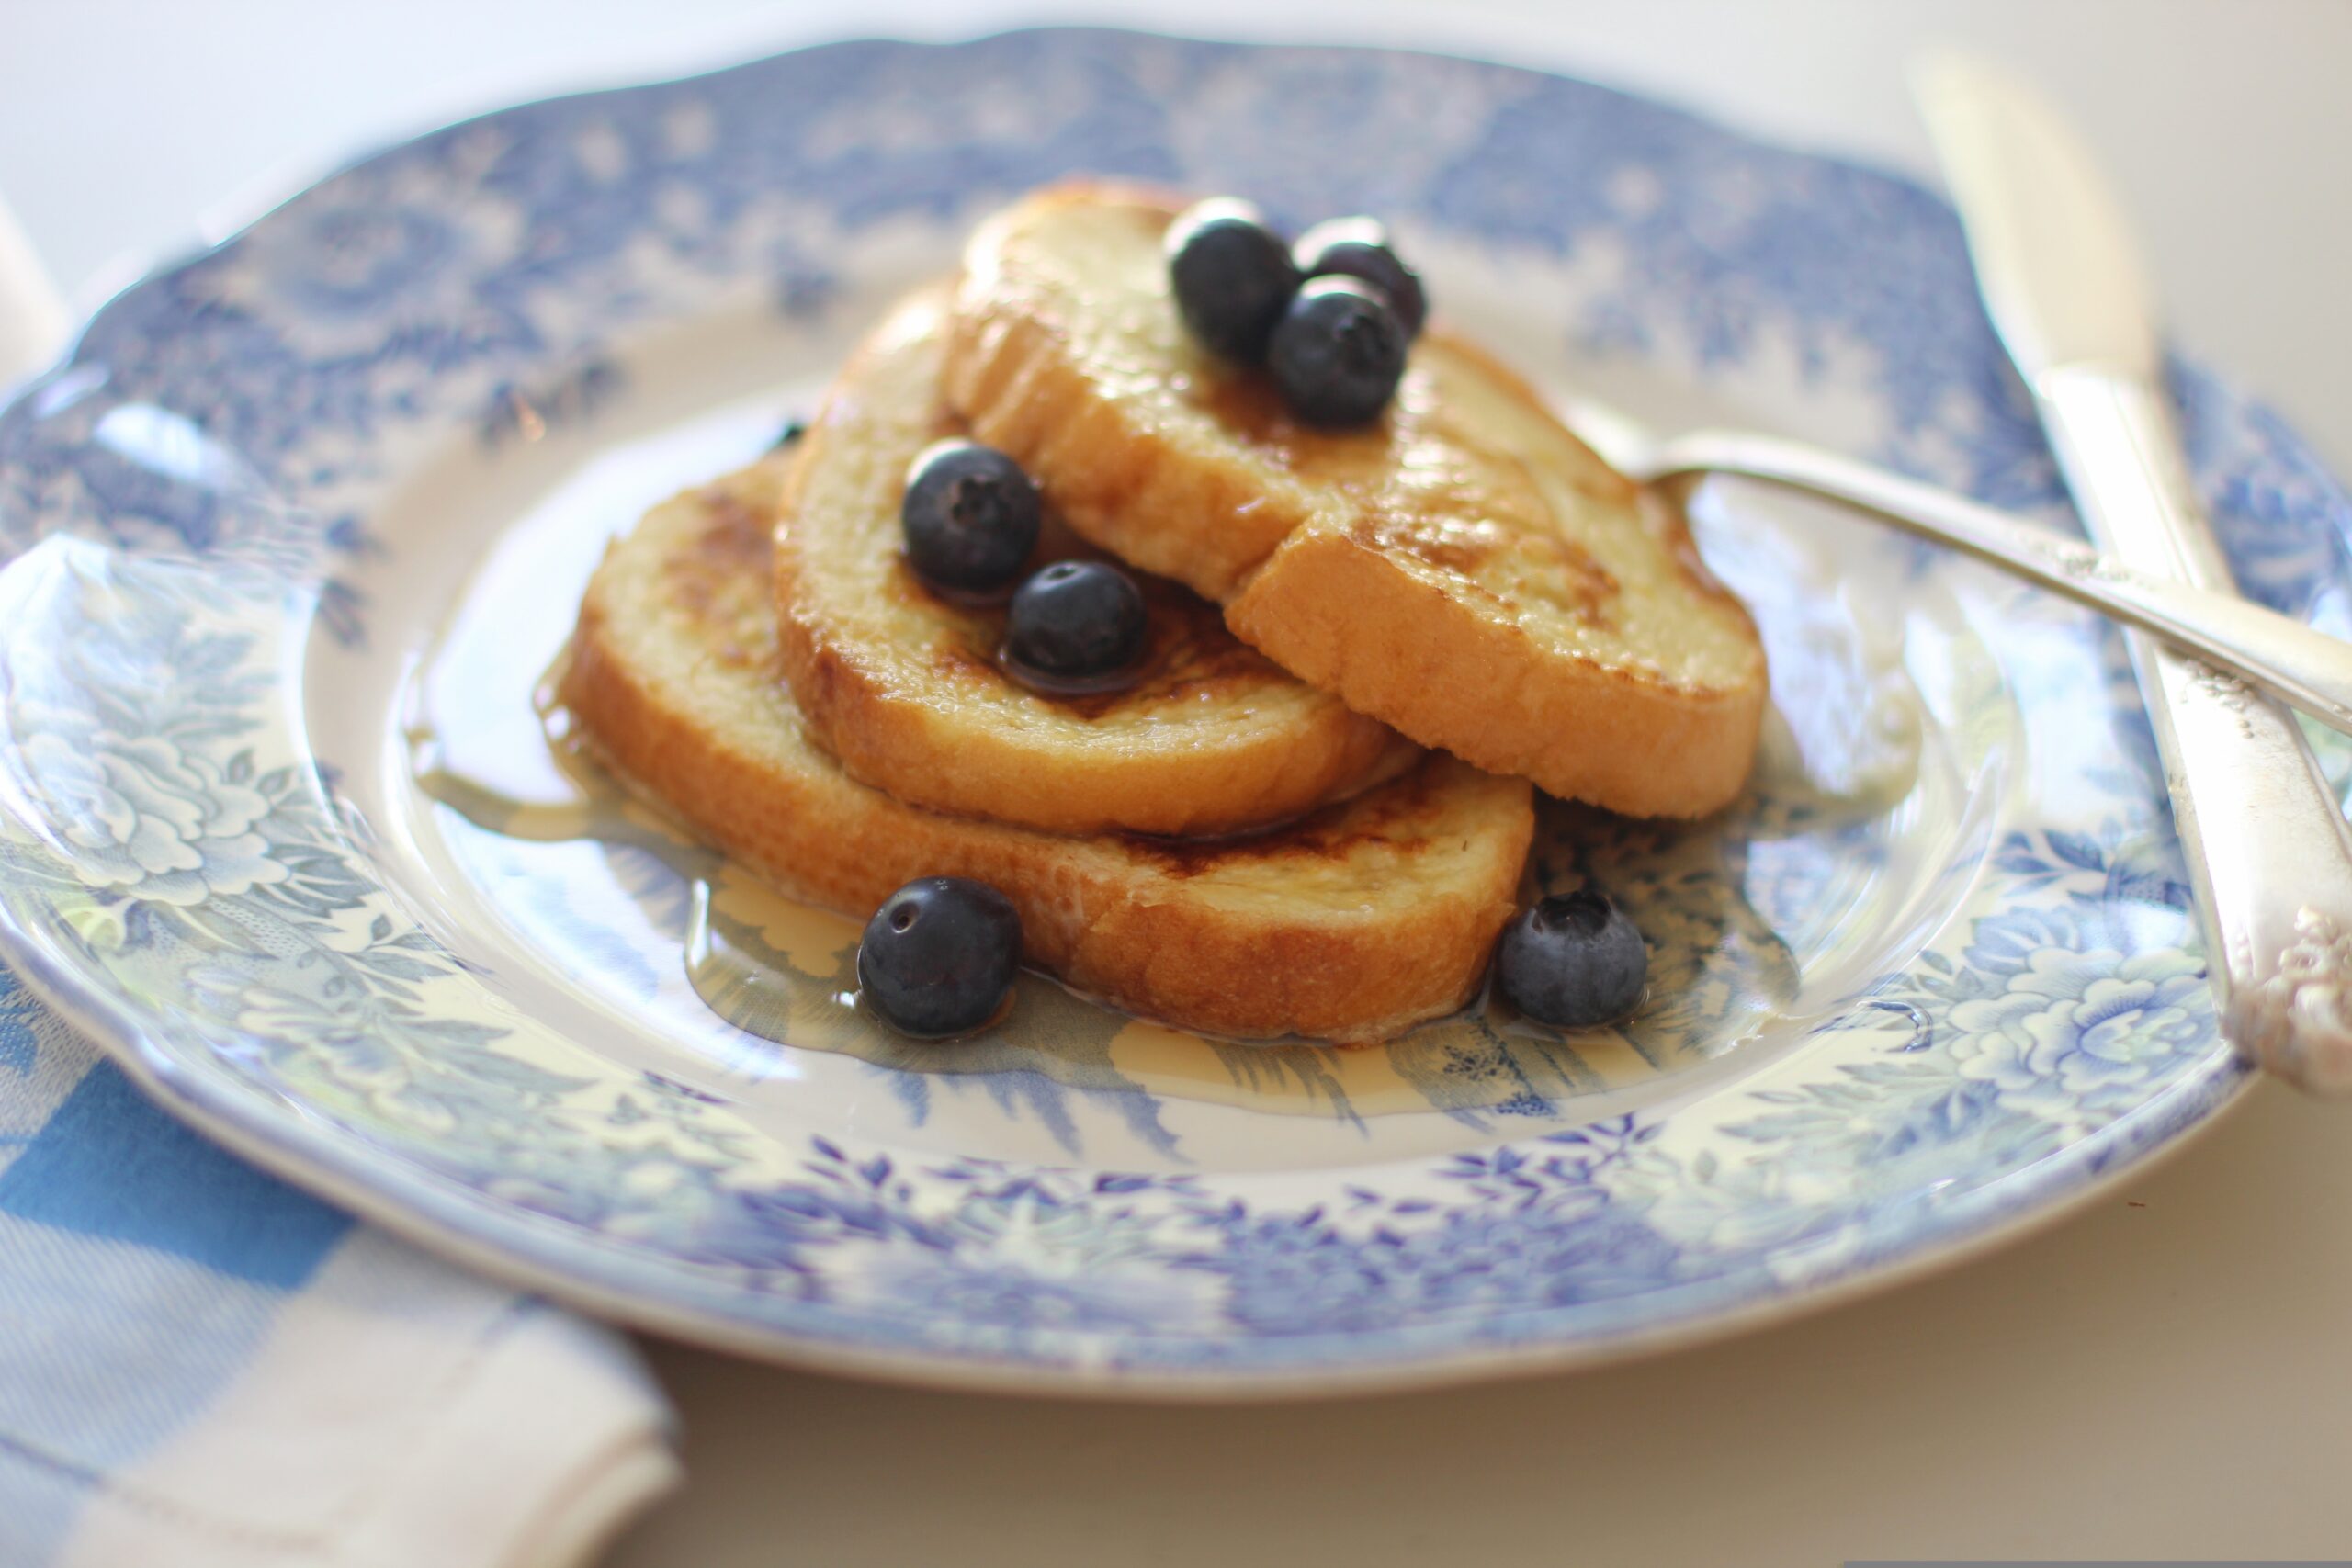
[945,183,1769,817]
[775,287,1417,837]
[561,459,1534,1043]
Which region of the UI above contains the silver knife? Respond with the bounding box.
[1917,53,2352,1097]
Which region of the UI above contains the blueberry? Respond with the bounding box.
[1004,560,1147,681]
[1267,277,1408,428]
[857,876,1023,1038]
[1293,217,1427,339]
[1494,890,1647,1028]
[900,439,1040,594]
[769,415,808,449]
[1166,198,1300,365]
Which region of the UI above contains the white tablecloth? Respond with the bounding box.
[6,2,2346,1562]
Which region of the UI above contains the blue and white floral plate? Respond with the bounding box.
[1,29,2346,1397]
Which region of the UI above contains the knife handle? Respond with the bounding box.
[2039,365,2352,1095]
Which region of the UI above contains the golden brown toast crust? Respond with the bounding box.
[775,288,1417,836]
[945,182,1769,818]
[562,459,1533,1043]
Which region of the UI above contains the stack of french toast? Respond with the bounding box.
[562,182,1768,1045]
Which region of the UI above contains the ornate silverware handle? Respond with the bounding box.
[2039,366,2352,1095]
[1920,51,2352,1096]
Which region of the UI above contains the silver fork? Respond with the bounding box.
[1560,395,2352,736]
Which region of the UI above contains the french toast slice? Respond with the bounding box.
[775,287,1418,837]
[561,457,1534,1043]
[945,183,1770,818]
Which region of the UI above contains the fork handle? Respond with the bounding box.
[1650,427,2352,742]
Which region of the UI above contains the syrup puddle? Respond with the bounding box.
[401,413,1942,1130]
[408,662,1891,1128]
[415,710,1679,1123]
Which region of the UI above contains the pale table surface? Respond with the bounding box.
[5,3,2349,1563]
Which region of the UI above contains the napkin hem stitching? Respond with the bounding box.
[0,1295,542,1554]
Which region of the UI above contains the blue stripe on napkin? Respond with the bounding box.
[0,1062,350,1289]
[0,952,673,1565]
[0,1010,329,1562]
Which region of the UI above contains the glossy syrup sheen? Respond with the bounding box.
[402,407,1963,1130]
[416,711,1679,1120]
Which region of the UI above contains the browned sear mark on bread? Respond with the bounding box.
[1196,359,1620,616]
[1121,761,1453,877]
[667,485,781,668]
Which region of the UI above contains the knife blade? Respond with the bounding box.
[1917,52,2352,1096]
